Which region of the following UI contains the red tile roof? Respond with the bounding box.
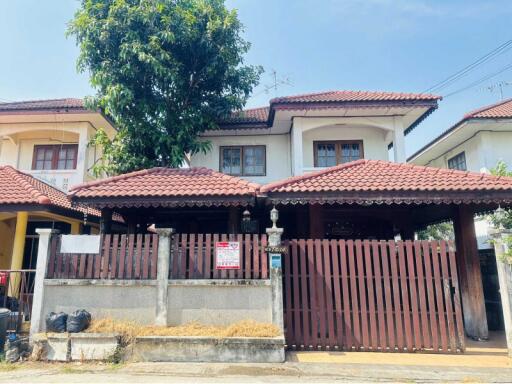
[409,98,512,161]
[0,166,99,216]
[261,160,512,205]
[220,91,441,131]
[69,167,260,208]
[0,98,86,112]
[270,90,441,104]
[221,107,269,124]
[463,98,512,119]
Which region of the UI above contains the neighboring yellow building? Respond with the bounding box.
[0,98,116,271]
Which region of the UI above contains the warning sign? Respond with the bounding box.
[215,241,240,269]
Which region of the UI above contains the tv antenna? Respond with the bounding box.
[479,80,512,100]
[252,69,293,98]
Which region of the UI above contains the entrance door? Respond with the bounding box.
[283,239,465,353]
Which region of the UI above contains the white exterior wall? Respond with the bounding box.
[190,134,291,184]
[191,123,393,183]
[425,131,512,173]
[302,125,389,170]
[414,129,512,250]
[0,122,100,191]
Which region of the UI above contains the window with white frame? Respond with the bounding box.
[220,145,266,176]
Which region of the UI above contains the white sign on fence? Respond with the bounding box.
[60,235,101,254]
[215,241,240,269]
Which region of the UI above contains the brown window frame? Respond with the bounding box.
[219,145,266,176]
[313,140,364,167]
[32,144,79,171]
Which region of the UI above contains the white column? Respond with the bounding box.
[155,228,173,326]
[30,228,60,339]
[393,117,406,163]
[291,118,303,176]
[76,128,89,182]
[266,208,284,334]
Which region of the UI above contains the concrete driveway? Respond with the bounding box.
[0,356,511,383]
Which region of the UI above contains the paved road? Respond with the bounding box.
[1,361,511,383]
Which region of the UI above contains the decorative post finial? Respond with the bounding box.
[270,206,279,229]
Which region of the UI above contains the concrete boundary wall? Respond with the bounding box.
[38,278,272,331]
[31,229,283,339]
[167,280,272,326]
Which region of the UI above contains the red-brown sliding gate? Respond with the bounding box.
[283,239,465,353]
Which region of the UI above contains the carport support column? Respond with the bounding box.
[489,227,512,357]
[100,208,112,234]
[30,228,60,340]
[266,207,284,334]
[155,228,174,326]
[453,205,488,340]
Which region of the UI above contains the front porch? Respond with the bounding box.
[66,160,512,355]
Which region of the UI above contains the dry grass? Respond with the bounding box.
[85,318,280,342]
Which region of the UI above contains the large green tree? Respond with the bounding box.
[69,0,262,175]
[489,160,512,228]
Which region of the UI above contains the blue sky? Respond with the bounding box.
[1,0,511,155]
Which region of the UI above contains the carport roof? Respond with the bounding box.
[0,166,99,217]
[69,167,260,208]
[260,159,512,205]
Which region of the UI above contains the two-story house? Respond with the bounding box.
[408,98,512,332]
[408,98,512,249]
[0,98,115,272]
[71,90,512,344]
[190,90,441,183]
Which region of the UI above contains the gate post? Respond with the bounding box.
[30,228,60,340]
[155,228,174,326]
[266,207,284,333]
[489,226,512,357]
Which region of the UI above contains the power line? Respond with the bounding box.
[424,39,512,94]
[444,62,512,98]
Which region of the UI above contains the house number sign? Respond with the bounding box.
[215,241,240,269]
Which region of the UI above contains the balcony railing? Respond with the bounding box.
[26,170,82,192]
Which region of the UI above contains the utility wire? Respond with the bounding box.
[444,62,512,98]
[424,39,512,93]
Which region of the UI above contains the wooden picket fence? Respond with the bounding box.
[169,233,268,279]
[46,234,159,279]
[283,239,465,353]
[46,233,268,280]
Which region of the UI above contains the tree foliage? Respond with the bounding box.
[488,160,512,229]
[69,0,262,175]
[416,222,454,241]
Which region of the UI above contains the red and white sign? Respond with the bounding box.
[215,241,240,269]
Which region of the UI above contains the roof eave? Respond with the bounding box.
[69,195,257,209]
[264,190,512,206]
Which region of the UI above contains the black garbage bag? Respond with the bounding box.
[45,312,68,333]
[66,310,91,333]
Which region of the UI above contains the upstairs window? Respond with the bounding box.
[32,144,78,170]
[314,141,363,167]
[220,145,265,176]
[448,152,467,171]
